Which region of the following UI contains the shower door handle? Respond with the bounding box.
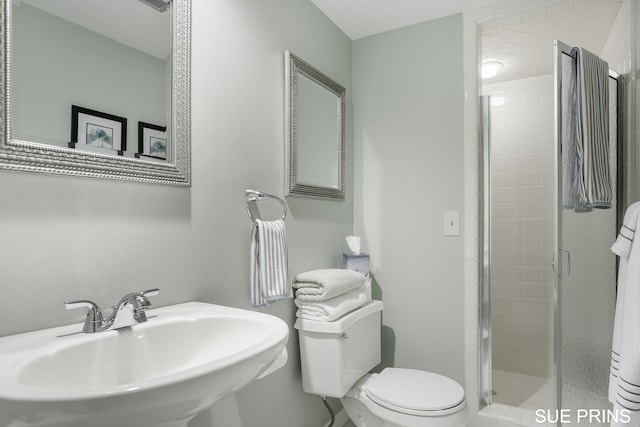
[552,250,571,277]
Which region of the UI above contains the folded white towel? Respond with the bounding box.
[295,280,371,322]
[250,219,291,307]
[293,268,368,301]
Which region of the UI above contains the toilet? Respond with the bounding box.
[294,300,466,427]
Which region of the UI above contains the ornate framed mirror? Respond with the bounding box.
[0,0,191,186]
[285,51,345,200]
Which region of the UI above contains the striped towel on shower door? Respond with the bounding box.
[572,46,612,209]
[250,218,291,306]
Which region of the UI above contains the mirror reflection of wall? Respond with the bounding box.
[11,0,170,158]
[296,73,340,188]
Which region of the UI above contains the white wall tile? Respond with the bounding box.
[484,75,554,379]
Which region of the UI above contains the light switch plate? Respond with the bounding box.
[444,211,460,236]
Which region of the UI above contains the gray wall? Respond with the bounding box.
[0,0,352,426]
[352,14,466,385]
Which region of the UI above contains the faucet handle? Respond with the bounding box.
[141,288,159,297]
[135,288,159,317]
[137,289,159,311]
[64,299,101,312]
[63,299,104,333]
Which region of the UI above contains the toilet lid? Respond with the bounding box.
[364,368,465,413]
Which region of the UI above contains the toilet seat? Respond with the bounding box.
[363,368,465,417]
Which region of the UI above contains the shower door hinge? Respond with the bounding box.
[552,249,571,278]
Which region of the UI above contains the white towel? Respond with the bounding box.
[610,202,640,426]
[609,203,640,401]
[250,219,291,307]
[295,280,371,321]
[293,268,368,301]
[572,46,612,210]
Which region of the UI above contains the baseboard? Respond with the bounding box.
[323,409,349,427]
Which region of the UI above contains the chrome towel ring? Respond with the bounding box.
[245,189,287,224]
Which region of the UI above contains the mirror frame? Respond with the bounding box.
[285,51,345,200]
[0,0,191,186]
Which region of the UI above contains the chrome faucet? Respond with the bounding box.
[64,289,159,333]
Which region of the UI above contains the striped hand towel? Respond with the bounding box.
[250,219,291,307]
[572,46,612,209]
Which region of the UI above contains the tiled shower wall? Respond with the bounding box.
[482,76,554,379]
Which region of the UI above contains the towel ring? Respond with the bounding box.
[245,189,287,224]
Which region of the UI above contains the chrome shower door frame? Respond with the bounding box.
[479,95,492,406]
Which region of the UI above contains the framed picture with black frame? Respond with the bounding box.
[69,105,127,155]
[137,121,168,160]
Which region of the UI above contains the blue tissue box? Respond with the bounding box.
[343,253,369,276]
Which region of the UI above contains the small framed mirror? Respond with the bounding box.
[285,51,345,200]
[0,0,191,186]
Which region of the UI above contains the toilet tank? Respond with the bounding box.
[294,300,383,398]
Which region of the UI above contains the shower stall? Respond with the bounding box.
[479,40,622,424]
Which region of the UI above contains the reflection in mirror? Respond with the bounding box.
[285,51,345,200]
[0,0,191,185]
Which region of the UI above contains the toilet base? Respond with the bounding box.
[341,394,384,427]
[340,375,467,427]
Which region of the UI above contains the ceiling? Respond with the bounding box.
[20,0,170,59]
[311,0,623,83]
[310,0,495,40]
[480,0,622,83]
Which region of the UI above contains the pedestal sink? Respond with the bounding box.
[0,302,289,427]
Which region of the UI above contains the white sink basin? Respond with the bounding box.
[0,302,289,427]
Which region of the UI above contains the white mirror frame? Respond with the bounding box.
[285,51,345,200]
[0,0,191,186]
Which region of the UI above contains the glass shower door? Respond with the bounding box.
[554,40,619,425]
